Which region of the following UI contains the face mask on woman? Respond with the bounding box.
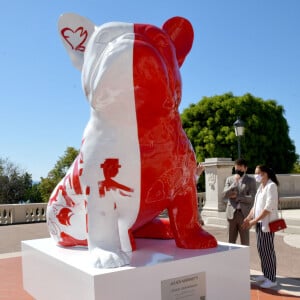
[255,174,262,183]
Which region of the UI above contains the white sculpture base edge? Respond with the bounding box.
[22,238,250,300]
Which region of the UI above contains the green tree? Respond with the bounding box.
[292,159,300,173]
[25,182,43,203]
[0,158,37,203]
[39,147,79,202]
[181,93,298,173]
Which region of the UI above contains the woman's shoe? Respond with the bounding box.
[260,279,277,288]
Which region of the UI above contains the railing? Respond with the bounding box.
[0,191,299,225]
[196,192,299,210]
[279,196,300,209]
[0,203,47,225]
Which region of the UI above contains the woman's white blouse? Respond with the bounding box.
[253,179,279,232]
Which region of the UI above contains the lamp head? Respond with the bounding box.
[233,117,245,137]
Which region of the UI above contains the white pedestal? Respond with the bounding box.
[22,238,250,300]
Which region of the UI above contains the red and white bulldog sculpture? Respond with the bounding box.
[47,13,217,268]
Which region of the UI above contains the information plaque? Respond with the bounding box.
[161,272,206,300]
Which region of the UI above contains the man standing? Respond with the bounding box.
[222,158,256,245]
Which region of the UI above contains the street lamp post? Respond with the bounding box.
[233,117,245,158]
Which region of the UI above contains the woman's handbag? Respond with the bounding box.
[269,198,287,233]
[269,218,287,232]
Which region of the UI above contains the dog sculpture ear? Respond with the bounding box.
[58,13,95,70]
[162,17,194,67]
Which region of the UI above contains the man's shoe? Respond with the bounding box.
[260,279,277,288]
[255,275,266,282]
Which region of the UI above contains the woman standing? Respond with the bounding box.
[242,165,279,288]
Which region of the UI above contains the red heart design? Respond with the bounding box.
[61,27,88,52]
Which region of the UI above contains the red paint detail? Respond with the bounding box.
[63,188,76,207]
[49,184,75,207]
[84,200,89,233]
[86,186,90,195]
[61,27,88,52]
[56,207,73,225]
[119,190,132,197]
[86,213,88,233]
[79,150,84,163]
[50,154,83,207]
[59,232,87,247]
[48,188,59,206]
[128,229,136,251]
[98,158,134,197]
[72,155,83,195]
[67,174,72,187]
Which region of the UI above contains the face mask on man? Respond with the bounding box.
[255,174,262,183]
[235,170,245,177]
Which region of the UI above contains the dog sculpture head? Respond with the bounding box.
[58,13,193,115]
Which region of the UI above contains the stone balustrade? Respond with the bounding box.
[0,203,47,225]
[279,196,300,209]
[0,195,298,226]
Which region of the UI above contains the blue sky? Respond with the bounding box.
[1,0,299,181]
